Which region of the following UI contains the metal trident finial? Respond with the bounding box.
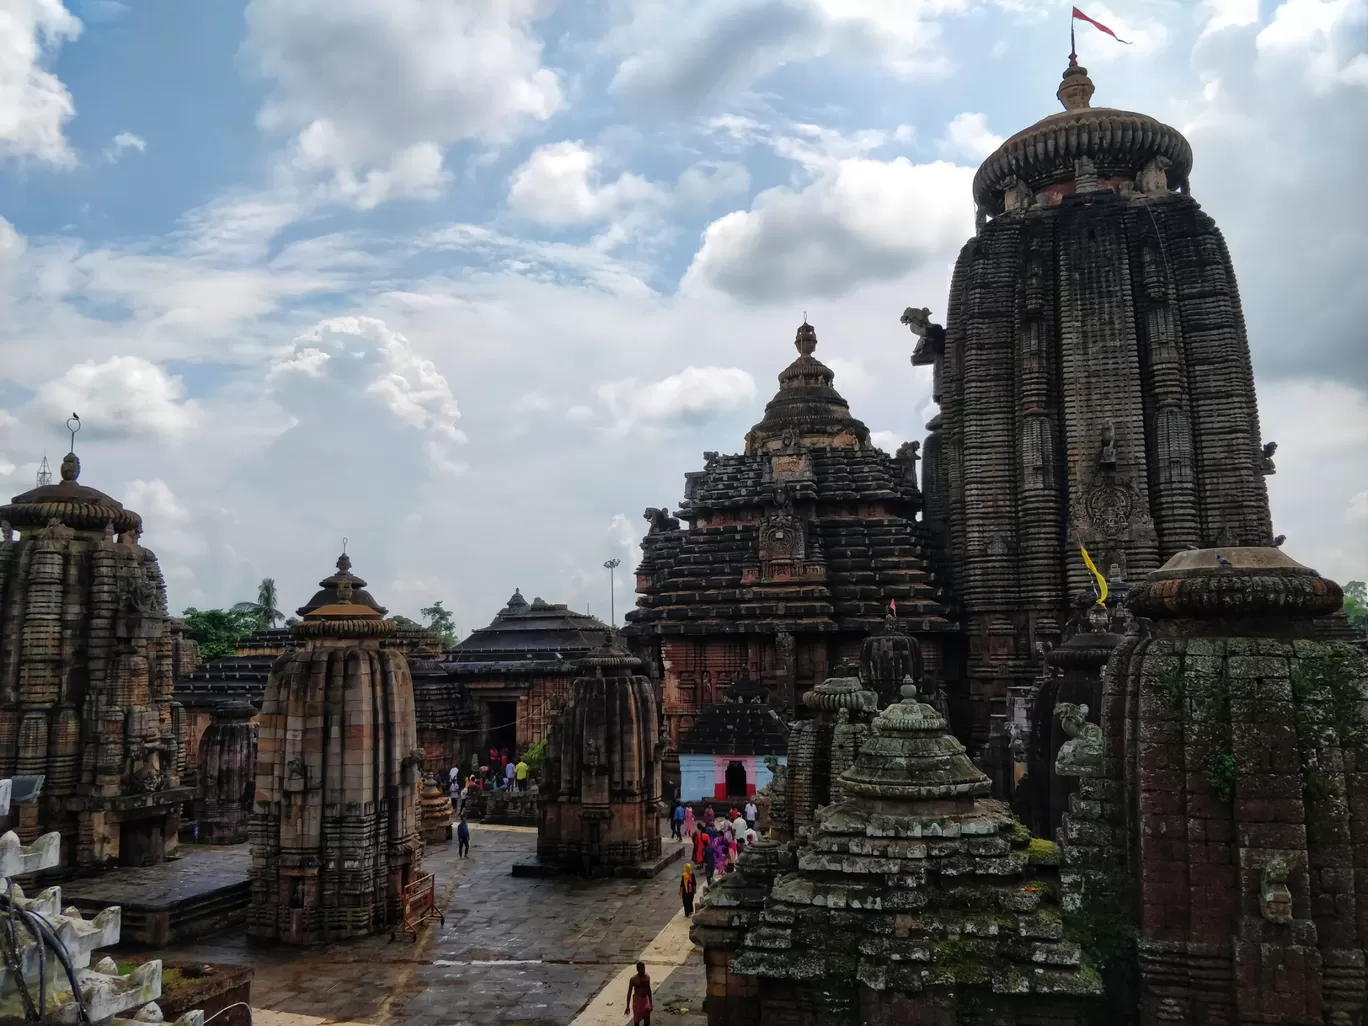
[342,536,348,554]
[67,413,80,453]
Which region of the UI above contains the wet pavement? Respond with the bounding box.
[150,825,705,1026]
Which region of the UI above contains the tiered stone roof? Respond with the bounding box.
[677,682,789,757]
[731,684,1100,1011]
[173,627,291,710]
[628,322,953,638]
[447,589,616,676]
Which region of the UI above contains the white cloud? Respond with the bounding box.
[674,162,752,211]
[824,356,874,393]
[1348,490,1368,523]
[103,130,145,163]
[245,0,562,207]
[597,366,757,438]
[0,0,82,166]
[604,0,957,115]
[682,157,974,301]
[1201,0,1260,38]
[1256,0,1368,91]
[274,317,466,462]
[29,356,199,439]
[507,141,663,227]
[869,429,900,452]
[938,112,1003,162]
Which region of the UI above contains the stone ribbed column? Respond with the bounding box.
[196,701,256,844]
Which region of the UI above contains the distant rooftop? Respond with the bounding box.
[446,588,616,677]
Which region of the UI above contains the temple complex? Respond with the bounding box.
[524,640,670,877]
[625,321,956,749]
[0,446,192,871]
[447,589,614,756]
[906,61,1276,758]
[247,552,424,944]
[173,626,288,774]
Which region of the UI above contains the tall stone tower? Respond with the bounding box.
[912,63,1275,750]
[248,552,424,944]
[0,449,190,870]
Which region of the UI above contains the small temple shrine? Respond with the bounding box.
[909,59,1278,763]
[0,443,191,871]
[675,671,788,804]
[446,589,614,756]
[520,639,671,877]
[247,552,424,944]
[625,320,956,748]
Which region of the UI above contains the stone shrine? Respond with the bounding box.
[675,673,788,804]
[523,640,670,877]
[247,552,424,944]
[1057,547,1368,1024]
[0,447,191,871]
[726,683,1101,1023]
[447,589,614,757]
[908,61,1275,759]
[193,701,256,844]
[626,321,956,747]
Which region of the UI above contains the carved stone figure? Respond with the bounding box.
[1138,154,1172,194]
[1259,855,1294,924]
[1003,175,1033,212]
[1261,440,1278,475]
[1054,702,1103,777]
[703,451,719,467]
[1099,419,1118,467]
[1074,155,1099,192]
[643,507,680,534]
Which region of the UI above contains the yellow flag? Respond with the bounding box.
[1080,546,1108,606]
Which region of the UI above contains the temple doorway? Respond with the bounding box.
[119,816,166,868]
[725,760,748,799]
[487,700,518,757]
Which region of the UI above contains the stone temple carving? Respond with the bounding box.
[529,640,666,876]
[625,319,954,742]
[248,552,423,944]
[0,448,191,871]
[194,701,256,844]
[1053,702,1103,777]
[1057,546,1368,1023]
[915,61,1274,763]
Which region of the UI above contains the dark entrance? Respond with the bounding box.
[119,815,166,867]
[725,760,748,799]
[487,700,518,758]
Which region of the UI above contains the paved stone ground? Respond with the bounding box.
[145,826,705,1026]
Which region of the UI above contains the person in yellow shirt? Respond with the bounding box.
[514,757,529,792]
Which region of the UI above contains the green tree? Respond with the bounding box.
[420,600,457,649]
[181,607,263,661]
[232,577,284,627]
[1344,581,1367,634]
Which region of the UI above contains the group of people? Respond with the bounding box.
[439,747,531,809]
[673,800,759,921]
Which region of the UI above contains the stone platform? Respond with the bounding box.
[510,843,682,879]
[63,843,250,947]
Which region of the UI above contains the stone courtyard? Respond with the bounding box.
[137,825,705,1026]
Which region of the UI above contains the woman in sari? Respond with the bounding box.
[682,806,696,840]
[680,863,697,917]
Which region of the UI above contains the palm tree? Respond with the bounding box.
[233,577,284,628]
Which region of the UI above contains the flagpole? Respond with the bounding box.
[1069,19,1077,65]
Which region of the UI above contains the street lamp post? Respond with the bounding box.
[603,558,622,627]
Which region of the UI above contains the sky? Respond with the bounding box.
[0,0,1364,636]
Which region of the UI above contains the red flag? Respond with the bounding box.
[889,598,897,617]
[1072,7,1132,44]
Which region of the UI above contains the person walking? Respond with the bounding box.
[701,835,717,885]
[626,961,653,1026]
[456,815,470,858]
[744,799,757,830]
[680,863,697,917]
[682,806,696,840]
[504,759,517,790]
[515,756,529,792]
[693,827,707,867]
[670,802,685,840]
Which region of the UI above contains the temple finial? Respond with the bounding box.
[66,413,80,455]
[1057,63,1095,111]
[795,319,818,358]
